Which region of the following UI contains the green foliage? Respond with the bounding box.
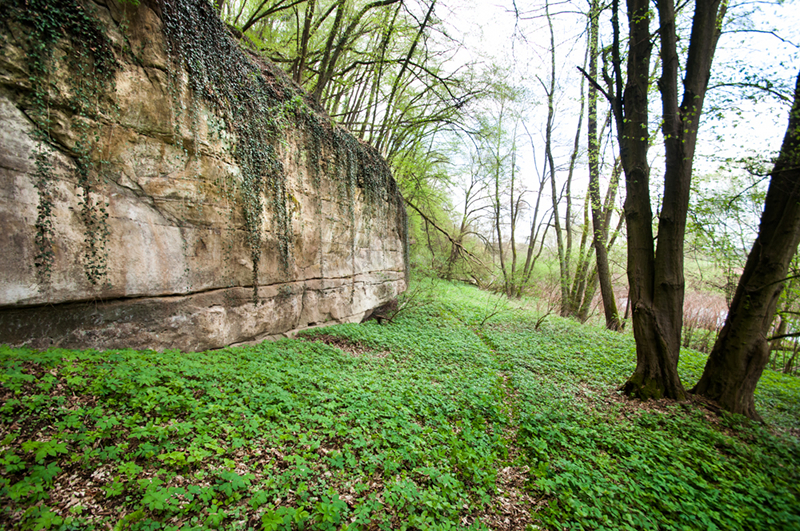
[1,280,798,529]
[480,292,800,530]
[687,171,768,300]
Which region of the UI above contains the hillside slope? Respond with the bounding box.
[1,280,798,529]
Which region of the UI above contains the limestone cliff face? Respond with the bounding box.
[0,0,407,351]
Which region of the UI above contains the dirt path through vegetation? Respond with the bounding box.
[471,329,545,530]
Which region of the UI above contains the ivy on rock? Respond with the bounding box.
[159,0,401,302]
[9,0,403,300]
[3,0,117,284]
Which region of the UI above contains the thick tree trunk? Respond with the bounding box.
[613,0,724,400]
[692,70,800,420]
[614,0,675,399]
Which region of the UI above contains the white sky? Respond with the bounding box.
[432,0,800,231]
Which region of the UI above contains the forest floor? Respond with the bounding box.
[1,280,798,530]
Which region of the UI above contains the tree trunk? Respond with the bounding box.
[508,148,521,297]
[312,0,401,105]
[520,124,551,295]
[784,343,798,375]
[294,0,316,84]
[692,69,800,420]
[578,212,624,321]
[613,0,669,398]
[568,190,592,314]
[563,41,584,307]
[491,104,510,293]
[587,0,621,331]
[361,5,399,140]
[312,0,346,104]
[374,0,436,153]
[612,0,724,400]
[563,54,588,316]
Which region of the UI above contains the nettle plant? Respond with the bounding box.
[6,0,118,284]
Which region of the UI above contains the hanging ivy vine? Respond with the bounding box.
[160,0,297,302]
[3,0,117,284]
[0,0,117,284]
[158,0,404,302]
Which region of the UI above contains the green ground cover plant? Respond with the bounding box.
[1,281,798,530]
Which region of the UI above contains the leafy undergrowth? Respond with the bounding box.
[484,302,800,531]
[1,281,798,530]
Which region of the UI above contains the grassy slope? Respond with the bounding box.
[0,280,798,530]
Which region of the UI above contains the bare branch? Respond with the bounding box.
[404,198,486,267]
[768,332,800,342]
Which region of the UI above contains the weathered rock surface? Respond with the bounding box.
[0,0,407,351]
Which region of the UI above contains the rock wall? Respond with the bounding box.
[0,0,408,351]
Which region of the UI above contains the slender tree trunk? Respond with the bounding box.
[521,213,552,296]
[588,0,621,331]
[568,189,592,312]
[563,47,587,315]
[785,343,799,375]
[341,66,371,127]
[494,163,509,293]
[542,0,569,314]
[233,0,247,27]
[294,0,316,84]
[312,0,346,103]
[443,175,483,280]
[313,0,401,105]
[361,5,399,139]
[577,268,599,318]
[578,213,624,321]
[770,316,787,358]
[508,149,519,296]
[489,101,511,293]
[563,53,585,305]
[520,124,551,295]
[692,70,800,420]
[375,0,436,152]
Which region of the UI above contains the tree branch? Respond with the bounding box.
[721,29,799,49]
[755,273,800,291]
[709,81,793,103]
[404,198,486,267]
[577,65,613,107]
[768,332,800,342]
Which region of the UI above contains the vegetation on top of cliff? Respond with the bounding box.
[1,280,798,530]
